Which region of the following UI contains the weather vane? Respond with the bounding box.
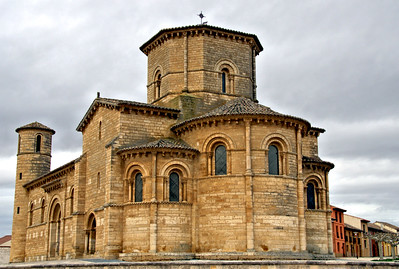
[198,11,208,25]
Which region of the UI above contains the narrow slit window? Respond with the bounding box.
[41,199,45,223]
[98,121,102,140]
[221,68,229,93]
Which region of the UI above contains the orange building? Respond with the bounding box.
[330,205,346,257]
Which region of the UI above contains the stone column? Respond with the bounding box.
[183,32,188,92]
[151,153,157,202]
[296,127,307,251]
[150,152,158,252]
[244,119,255,251]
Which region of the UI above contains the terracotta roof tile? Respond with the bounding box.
[118,138,198,153]
[0,235,11,245]
[344,224,362,232]
[368,223,384,231]
[375,221,399,231]
[303,156,335,169]
[172,97,310,130]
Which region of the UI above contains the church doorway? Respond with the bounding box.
[86,214,96,254]
[49,203,61,257]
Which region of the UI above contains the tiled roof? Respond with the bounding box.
[375,221,399,231]
[330,205,347,212]
[344,224,362,232]
[140,24,263,55]
[303,156,335,169]
[76,97,180,132]
[118,138,198,153]
[0,235,11,246]
[172,97,310,130]
[368,223,384,231]
[94,97,180,112]
[15,121,55,134]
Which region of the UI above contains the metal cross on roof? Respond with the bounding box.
[198,11,207,25]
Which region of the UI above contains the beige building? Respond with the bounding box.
[10,24,334,262]
[343,214,370,257]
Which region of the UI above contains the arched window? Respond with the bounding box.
[169,172,179,202]
[49,203,61,257]
[134,173,143,202]
[154,71,162,99]
[268,145,279,175]
[221,68,229,93]
[29,203,34,226]
[215,145,227,175]
[86,214,96,254]
[35,135,41,153]
[307,182,316,209]
[40,199,45,223]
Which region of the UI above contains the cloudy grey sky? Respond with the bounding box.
[1,0,398,236]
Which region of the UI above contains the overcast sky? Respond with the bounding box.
[1,0,398,237]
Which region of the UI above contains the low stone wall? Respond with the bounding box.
[1,259,399,269]
[0,248,10,264]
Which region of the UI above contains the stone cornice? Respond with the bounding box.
[173,115,309,136]
[119,148,198,161]
[41,178,63,193]
[302,156,334,171]
[140,25,263,56]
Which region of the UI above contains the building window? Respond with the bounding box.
[97,172,100,189]
[134,173,143,202]
[70,189,74,215]
[169,172,179,202]
[35,135,42,152]
[49,203,61,257]
[221,68,230,93]
[19,173,22,180]
[41,199,45,223]
[98,121,102,140]
[86,214,96,254]
[154,71,162,100]
[268,145,279,175]
[307,182,316,209]
[215,145,227,175]
[29,203,34,226]
[17,207,20,214]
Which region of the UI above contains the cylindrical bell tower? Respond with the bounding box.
[10,122,55,262]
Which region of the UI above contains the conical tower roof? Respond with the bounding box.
[16,121,55,134]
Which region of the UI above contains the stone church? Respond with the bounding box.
[10,24,334,262]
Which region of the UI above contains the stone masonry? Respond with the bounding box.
[10,25,334,263]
